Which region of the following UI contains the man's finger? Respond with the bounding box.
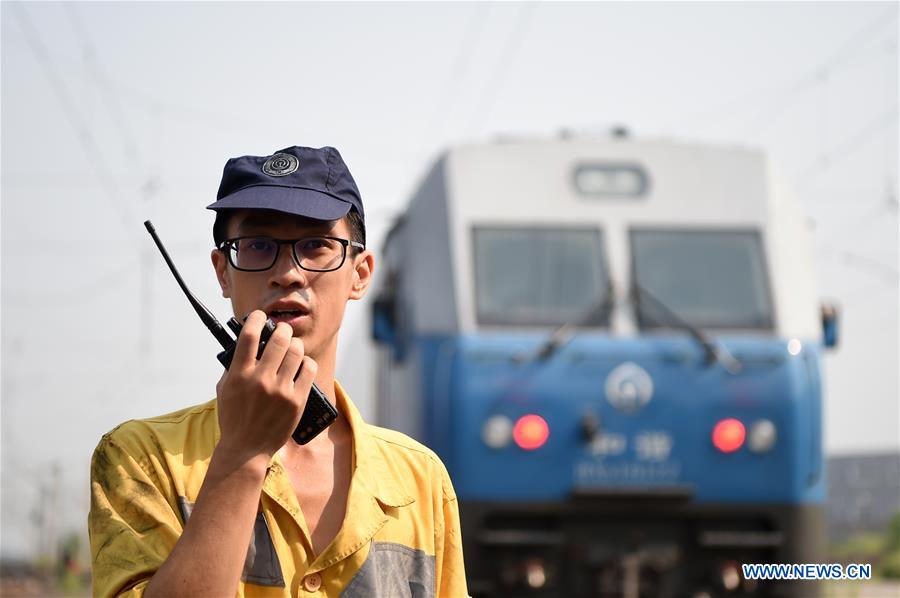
[214,369,228,399]
[276,337,305,383]
[293,356,318,406]
[231,310,268,369]
[258,322,293,371]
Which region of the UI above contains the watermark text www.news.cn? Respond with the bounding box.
[742,563,872,580]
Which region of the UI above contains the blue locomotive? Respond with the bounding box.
[371,133,838,597]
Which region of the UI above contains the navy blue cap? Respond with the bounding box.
[207,146,364,224]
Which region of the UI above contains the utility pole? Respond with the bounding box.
[49,462,61,570]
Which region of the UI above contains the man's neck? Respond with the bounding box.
[276,334,349,455]
[274,367,354,558]
[308,336,338,404]
[282,368,352,459]
[279,412,352,462]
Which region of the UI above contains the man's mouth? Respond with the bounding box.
[261,298,311,326]
[267,309,308,324]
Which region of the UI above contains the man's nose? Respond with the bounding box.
[268,244,309,287]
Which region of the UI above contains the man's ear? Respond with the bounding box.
[349,251,375,301]
[211,249,231,299]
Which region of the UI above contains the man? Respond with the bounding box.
[88,146,468,597]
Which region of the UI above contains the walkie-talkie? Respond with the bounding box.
[143,220,338,445]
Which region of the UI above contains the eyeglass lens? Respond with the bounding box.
[229,237,345,271]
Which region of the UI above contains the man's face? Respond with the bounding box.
[211,209,373,359]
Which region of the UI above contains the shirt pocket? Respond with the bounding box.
[178,497,285,587]
[341,541,435,598]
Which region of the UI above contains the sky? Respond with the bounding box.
[1,0,897,559]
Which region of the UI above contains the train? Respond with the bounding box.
[370,131,838,597]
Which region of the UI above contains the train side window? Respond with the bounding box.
[372,268,408,360]
[372,269,397,341]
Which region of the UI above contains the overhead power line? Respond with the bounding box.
[840,251,899,282]
[64,2,140,161]
[794,109,899,187]
[10,4,138,235]
[467,2,537,134]
[420,2,490,147]
[674,5,899,133]
[2,262,138,306]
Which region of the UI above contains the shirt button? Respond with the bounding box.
[303,572,322,592]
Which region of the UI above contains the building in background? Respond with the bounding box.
[828,453,900,542]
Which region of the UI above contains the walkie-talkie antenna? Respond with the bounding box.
[143,220,234,350]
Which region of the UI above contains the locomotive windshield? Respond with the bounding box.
[631,228,774,330]
[473,226,610,326]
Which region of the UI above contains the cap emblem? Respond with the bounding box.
[262,153,299,177]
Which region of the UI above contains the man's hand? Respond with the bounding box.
[215,310,318,463]
[145,310,318,597]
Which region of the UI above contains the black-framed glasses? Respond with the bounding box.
[218,236,365,272]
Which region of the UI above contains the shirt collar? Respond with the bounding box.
[334,380,415,509]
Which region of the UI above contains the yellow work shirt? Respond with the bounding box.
[88,381,468,597]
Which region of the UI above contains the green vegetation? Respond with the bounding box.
[830,511,900,580]
[877,512,900,579]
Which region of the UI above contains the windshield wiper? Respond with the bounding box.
[515,281,615,364]
[632,283,742,374]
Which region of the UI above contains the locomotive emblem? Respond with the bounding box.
[605,362,654,414]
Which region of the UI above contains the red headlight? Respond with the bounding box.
[513,414,550,450]
[712,418,745,453]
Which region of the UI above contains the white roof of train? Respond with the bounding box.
[392,136,821,340]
